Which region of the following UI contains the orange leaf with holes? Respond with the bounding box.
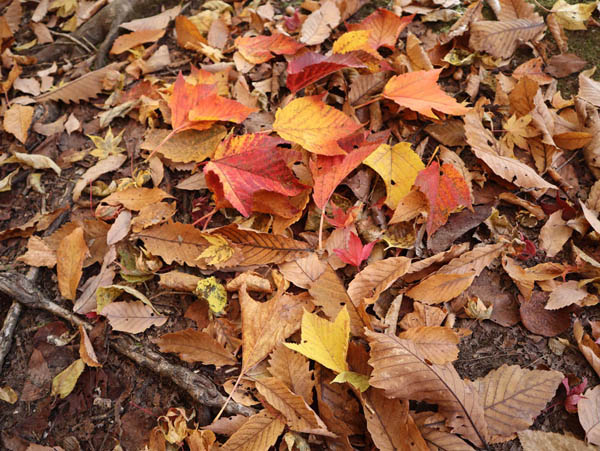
[414,161,472,236]
[383,69,470,119]
[204,133,307,217]
[273,96,362,156]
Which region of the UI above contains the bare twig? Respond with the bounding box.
[0,271,254,417]
[0,301,22,370]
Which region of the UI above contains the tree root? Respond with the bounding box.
[0,271,254,417]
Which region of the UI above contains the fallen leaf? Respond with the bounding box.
[415,161,472,236]
[574,320,600,379]
[110,28,165,54]
[101,187,172,211]
[520,291,571,337]
[57,227,89,300]
[545,280,590,310]
[383,69,470,119]
[3,104,33,143]
[539,210,573,258]
[254,377,331,435]
[470,19,545,58]
[333,232,376,268]
[578,385,600,446]
[364,142,425,209]
[78,325,101,367]
[287,52,365,94]
[366,330,488,447]
[551,0,596,30]
[347,256,411,305]
[273,96,362,156]
[407,272,476,304]
[220,411,285,451]
[300,1,340,45]
[346,8,413,50]
[155,329,236,367]
[268,345,314,404]
[51,359,85,399]
[100,301,167,334]
[0,386,18,404]
[195,276,227,314]
[16,236,56,267]
[235,32,303,64]
[518,430,598,451]
[398,326,460,365]
[285,308,350,374]
[204,133,306,217]
[473,364,563,442]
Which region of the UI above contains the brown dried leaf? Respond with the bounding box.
[212,225,312,266]
[100,301,167,334]
[278,253,327,289]
[72,154,127,201]
[361,389,428,451]
[406,272,476,304]
[3,104,33,143]
[539,211,572,258]
[437,243,504,276]
[398,326,460,364]
[240,284,307,372]
[366,330,488,447]
[158,271,201,292]
[78,325,101,367]
[578,385,600,446]
[36,63,124,104]
[254,377,331,436]
[520,291,570,337]
[155,328,237,367]
[473,364,563,443]
[131,202,176,233]
[574,320,600,379]
[413,412,476,451]
[57,227,89,300]
[469,19,545,58]
[101,187,173,211]
[220,411,285,451]
[137,222,210,267]
[17,236,56,267]
[518,430,598,451]
[268,345,314,404]
[546,280,590,310]
[399,302,447,330]
[141,127,227,163]
[110,29,165,54]
[347,257,411,305]
[547,13,568,53]
[579,74,600,107]
[300,1,340,45]
[464,111,556,193]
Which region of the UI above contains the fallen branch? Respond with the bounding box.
[0,271,254,417]
[0,301,22,370]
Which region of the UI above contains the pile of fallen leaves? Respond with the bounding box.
[2,0,600,448]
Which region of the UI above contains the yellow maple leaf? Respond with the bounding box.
[88,127,125,160]
[195,276,227,314]
[285,307,349,374]
[551,0,597,30]
[198,234,234,266]
[364,142,425,209]
[51,359,85,398]
[332,370,370,392]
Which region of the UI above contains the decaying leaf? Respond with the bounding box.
[100,301,167,334]
[51,359,85,399]
[155,329,236,367]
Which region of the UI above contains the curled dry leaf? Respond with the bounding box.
[78,325,101,367]
[539,210,573,258]
[72,154,127,201]
[366,330,488,448]
[473,364,563,443]
[574,320,600,379]
[300,1,340,45]
[545,280,590,310]
[3,104,33,143]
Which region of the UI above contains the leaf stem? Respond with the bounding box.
[145,128,178,161]
[353,95,383,110]
[213,370,244,423]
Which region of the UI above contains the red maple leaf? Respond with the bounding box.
[204,133,307,217]
[286,52,365,93]
[334,231,376,267]
[326,204,360,228]
[562,377,587,413]
[414,161,472,236]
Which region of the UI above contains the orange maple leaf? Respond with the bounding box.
[414,161,472,236]
[383,69,470,119]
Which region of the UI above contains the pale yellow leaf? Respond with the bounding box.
[51,358,85,398]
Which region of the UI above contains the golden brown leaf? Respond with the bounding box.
[3,104,33,143]
[539,211,572,258]
[100,187,173,211]
[398,326,460,365]
[78,325,101,367]
[413,412,476,451]
[36,63,124,104]
[472,364,563,443]
[578,385,600,446]
[100,301,167,334]
[406,272,476,304]
[254,377,331,435]
[366,330,488,447]
[220,411,285,451]
[518,430,598,451]
[268,345,314,404]
[57,227,89,300]
[469,19,545,58]
[17,236,56,267]
[155,329,237,367]
[137,222,210,267]
[347,256,411,304]
[141,127,227,163]
[574,320,600,379]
